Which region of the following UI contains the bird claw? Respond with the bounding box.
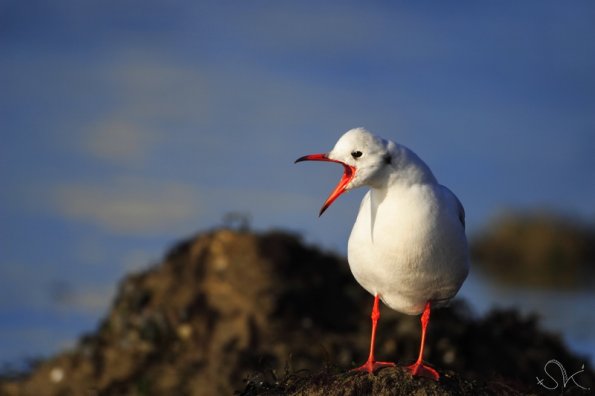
[406,361,439,381]
[351,360,395,374]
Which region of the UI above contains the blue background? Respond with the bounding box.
[1,1,594,366]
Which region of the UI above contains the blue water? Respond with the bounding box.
[459,269,595,365]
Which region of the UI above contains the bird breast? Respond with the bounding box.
[347,183,469,315]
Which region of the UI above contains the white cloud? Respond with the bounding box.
[48,279,116,315]
[203,187,322,215]
[77,55,214,167]
[60,284,116,315]
[84,119,158,164]
[52,177,201,235]
[45,169,329,238]
[121,249,158,274]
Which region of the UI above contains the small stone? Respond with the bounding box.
[443,350,455,364]
[301,317,313,329]
[49,367,64,383]
[177,324,193,340]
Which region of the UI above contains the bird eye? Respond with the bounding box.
[351,151,363,159]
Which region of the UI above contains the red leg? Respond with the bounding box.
[352,294,395,373]
[406,301,439,380]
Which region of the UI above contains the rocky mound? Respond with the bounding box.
[1,229,593,395]
[240,365,534,396]
[471,213,595,288]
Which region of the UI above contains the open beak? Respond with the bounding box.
[295,153,356,216]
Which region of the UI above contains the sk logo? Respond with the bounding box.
[536,359,590,391]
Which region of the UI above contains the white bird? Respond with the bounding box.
[295,128,469,380]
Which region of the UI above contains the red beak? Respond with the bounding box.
[295,153,356,216]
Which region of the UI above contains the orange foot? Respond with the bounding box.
[352,360,395,374]
[406,361,439,381]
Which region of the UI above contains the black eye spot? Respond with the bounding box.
[383,153,392,165]
[351,151,363,159]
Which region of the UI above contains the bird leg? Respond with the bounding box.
[406,301,439,380]
[352,294,395,373]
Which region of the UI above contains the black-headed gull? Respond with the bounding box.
[296,128,469,380]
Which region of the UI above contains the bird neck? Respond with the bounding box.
[385,144,438,188]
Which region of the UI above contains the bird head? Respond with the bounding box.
[295,128,393,216]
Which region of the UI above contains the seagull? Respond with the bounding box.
[295,128,469,380]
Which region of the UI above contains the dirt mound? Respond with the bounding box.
[1,229,593,395]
